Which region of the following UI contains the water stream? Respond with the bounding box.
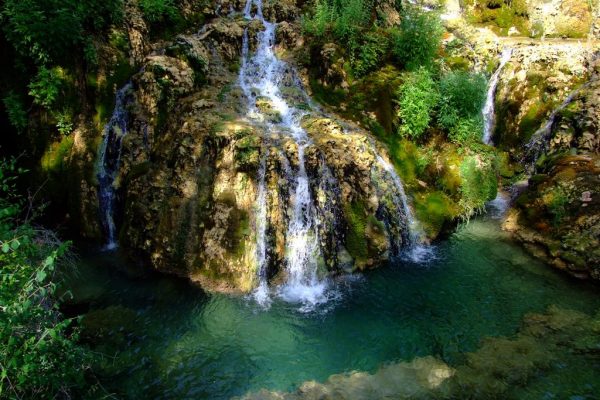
[239,0,329,308]
[96,83,133,250]
[237,0,431,307]
[524,80,593,171]
[482,48,512,144]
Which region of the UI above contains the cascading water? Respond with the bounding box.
[97,83,132,250]
[375,155,433,262]
[239,0,431,308]
[252,149,270,306]
[482,48,512,144]
[239,0,328,308]
[524,80,593,172]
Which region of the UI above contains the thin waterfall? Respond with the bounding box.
[252,148,270,307]
[524,80,593,172]
[375,155,433,262]
[97,83,133,250]
[240,0,328,307]
[482,48,512,144]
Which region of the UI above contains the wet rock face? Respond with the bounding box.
[87,10,410,293]
[492,44,596,155]
[504,155,600,281]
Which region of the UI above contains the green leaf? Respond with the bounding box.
[1,243,9,253]
[35,270,47,282]
[10,239,20,250]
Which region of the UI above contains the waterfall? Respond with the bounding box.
[240,0,328,308]
[97,83,133,250]
[482,48,512,145]
[523,81,592,172]
[375,155,433,262]
[252,149,270,307]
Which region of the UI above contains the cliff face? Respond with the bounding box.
[72,3,416,293]
[503,63,600,281]
[62,0,600,288]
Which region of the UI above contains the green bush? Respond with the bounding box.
[2,92,28,132]
[438,71,487,134]
[139,0,180,24]
[352,30,390,77]
[459,155,497,215]
[1,0,123,63]
[303,0,374,74]
[395,68,439,139]
[448,117,484,144]
[392,7,443,70]
[28,67,64,110]
[0,159,96,398]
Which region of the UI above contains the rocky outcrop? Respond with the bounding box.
[503,62,600,281]
[79,6,413,293]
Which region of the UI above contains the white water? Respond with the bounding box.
[240,0,328,309]
[97,83,132,250]
[482,48,512,144]
[375,155,433,262]
[252,149,271,307]
[524,81,593,172]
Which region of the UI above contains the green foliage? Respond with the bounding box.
[392,7,443,70]
[439,71,487,142]
[448,117,484,144]
[352,30,389,77]
[546,184,570,225]
[0,159,95,398]
[396,68,439,139]
[303,0,376,75]
[2,92,28,133]
[139,0,180,24]
[1,0,123,64]
[459,155,497,215]
[28,67,64,110]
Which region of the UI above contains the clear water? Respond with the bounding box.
[62,214,600,399]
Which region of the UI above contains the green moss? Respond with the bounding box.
[344,201,369,261]
[235,135,260,172]
[414,191,457,238]
[41,135,74,173]
[309,78,346,106]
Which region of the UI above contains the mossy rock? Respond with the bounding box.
[414,191,458,239]
[343,200,387,269]
[235,135,261,172]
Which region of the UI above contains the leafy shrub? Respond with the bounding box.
[459,155,497,215]
[392,7,443,70]
[396,68,439,139]
[1,0,123,63]
[28,67,64,109]
[352,30,390,77]
[303,0,375,74]
[448,117,484,144]
[438,71,487,137]
[139,0,180,24]
[2,92,28,132]
[0,159,94,398]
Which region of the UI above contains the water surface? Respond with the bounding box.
[62,213,600,399]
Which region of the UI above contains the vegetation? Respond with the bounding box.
[392,7,444,70]
[0,160,98,398]
[439,71,487,144]
[396,68,439,139]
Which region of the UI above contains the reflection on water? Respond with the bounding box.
[61,214,600,399]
